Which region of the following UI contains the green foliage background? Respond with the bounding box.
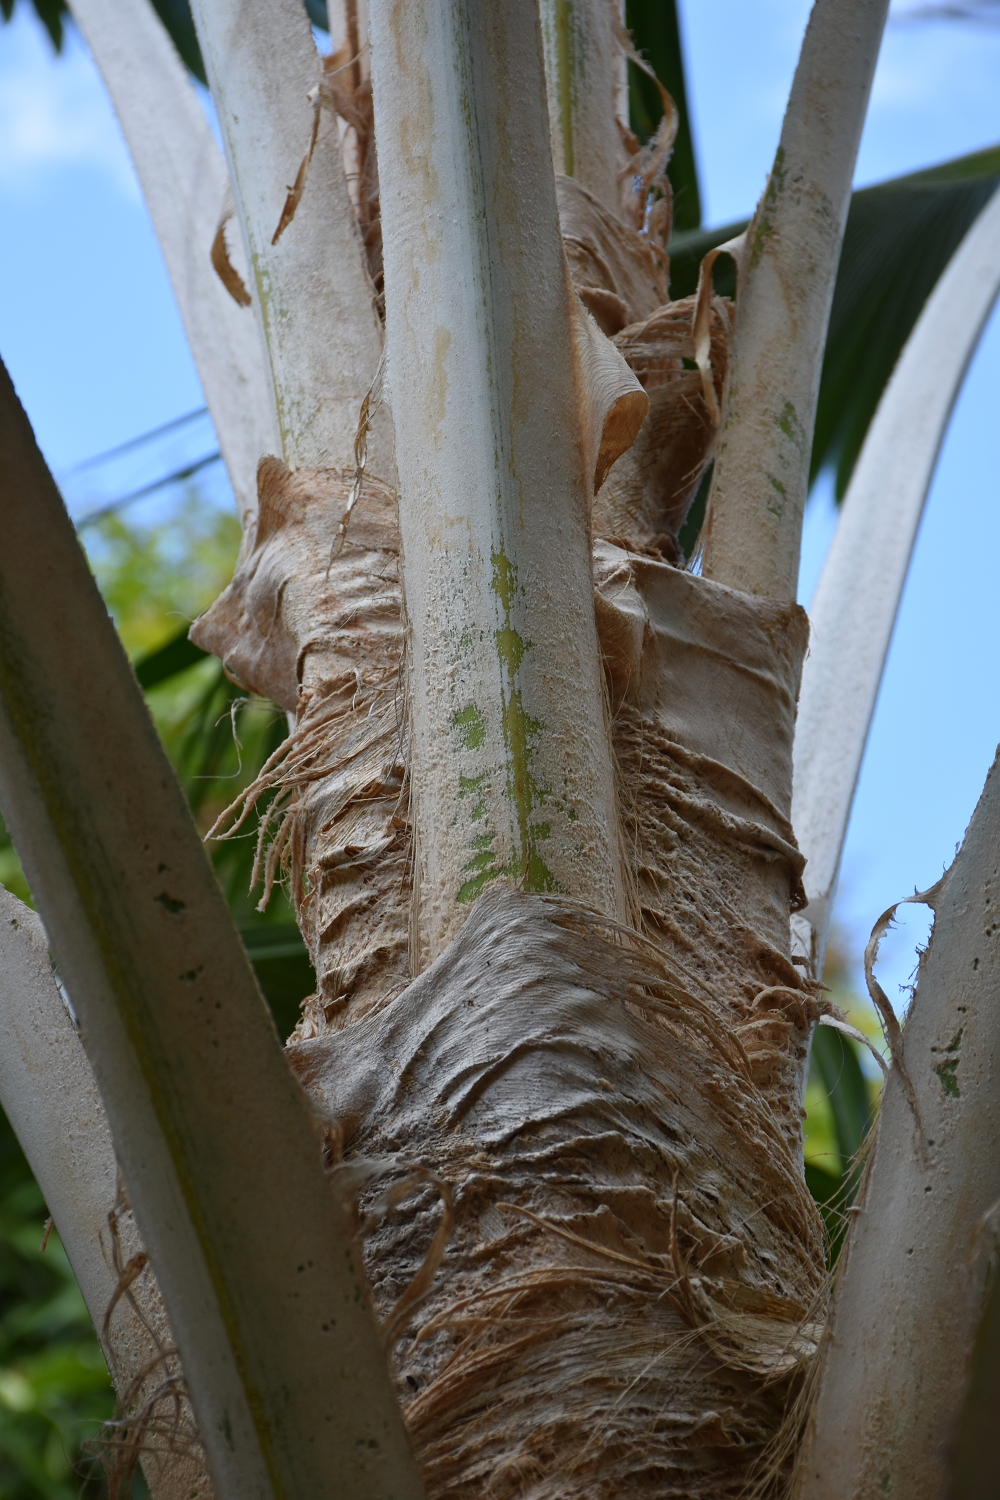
[0,1128,115,1499]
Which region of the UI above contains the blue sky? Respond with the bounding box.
[0,0,998,1005]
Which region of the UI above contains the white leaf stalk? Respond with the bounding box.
[369,0,646,964]
[539,0,626,214]
[189,0,385,474]
[793,750,1000,1500]
[0,891,115,1375]
[792,184,1000,973]
[68,0,276,522]
[0,888,212,1500]
[0,364,423,1500]
[701,0,890,600]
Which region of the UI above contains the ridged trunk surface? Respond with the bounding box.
[190,78,827,1495]
[196,424,826,1500]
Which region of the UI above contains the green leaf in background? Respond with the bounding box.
[802,923,883,1264]
[815,145,1000,497]
[626,0,702,231]
[667,145,1000,500]
[302,0,329,32]
[0,1109,120,1500]
[811,1022,873,1176]
[0,0,64,50]
[147,0,205,82]
[806,1024,875,1263]
[133,630,207,691]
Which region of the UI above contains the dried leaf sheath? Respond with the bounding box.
[598,299,730,560]
[193,461,410,1031]
[594,547,820,1149]
[287,888,827,1498]
[556,173,730,560]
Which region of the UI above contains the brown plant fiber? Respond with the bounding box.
[594,543,819,1153]
[599,299,730,561]
[192,459,410,1035]
[557,172,731,560]
[290,887,825,1498]
[98,1197,212,1500]
[194,462,825,1496]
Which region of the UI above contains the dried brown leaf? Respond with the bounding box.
[210,188,251,307]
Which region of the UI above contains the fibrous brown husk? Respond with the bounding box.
[288,885,826,1499]
[193,459,825,1498]
[594,541,819,1152]
[192,459,410,1035]
[557,173,731,561]
[558,175,669,337]
[598,298,731,560]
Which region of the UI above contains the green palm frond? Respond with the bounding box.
[668,145,1000,498]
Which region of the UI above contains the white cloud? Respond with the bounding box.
[0,6,138,197]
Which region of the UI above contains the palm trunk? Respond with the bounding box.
[190,2,886,1495]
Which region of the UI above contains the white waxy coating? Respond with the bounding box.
[369,0,641,961]
[702,0,890,600]
[794,751,1000,1499]
[792,185,1000,970]
[69,0,276,522]
[539,0,625,215]
[189,0,385,475]
[0,888,211,1500]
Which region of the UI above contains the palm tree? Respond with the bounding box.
[0,1,998,1496]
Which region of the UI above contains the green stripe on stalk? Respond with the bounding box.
[371,0,629,963]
